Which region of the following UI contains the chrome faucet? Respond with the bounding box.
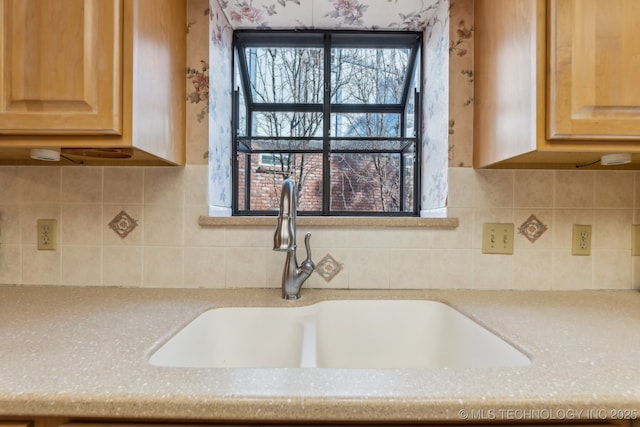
[273,179,314,300]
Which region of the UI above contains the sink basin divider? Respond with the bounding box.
[299,316,318,368]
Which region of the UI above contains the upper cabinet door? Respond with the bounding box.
[0,0,122,135]
[548,0,640,140]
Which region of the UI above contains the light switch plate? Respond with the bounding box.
[482,223,514,255]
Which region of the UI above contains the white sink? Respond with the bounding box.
[149,300,530,369]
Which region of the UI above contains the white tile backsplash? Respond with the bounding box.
[184,246,225,288]
[554,171,595,208]
[0,205,21,244]
[61,167,102,203]
[348,248,390,289]
[514,170,554,208]
[143,204,184,246]
[225,246,267,288]
[595,171,634,208]
[21,167,61,204]
[2,165,640,290]
[474,170,514,208]
[388,249,430,289]
[0,167,22,204]
[513,249,553,290]
[593,250,631,290]
[61,204,102,245]
[103,167,144,204]
[552,251,593,290]
[21,244,60,285]
[62,246,102,286]
[103,245,143,286]
[143,246,184,288]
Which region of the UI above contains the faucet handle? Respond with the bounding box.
[301,232,315,272]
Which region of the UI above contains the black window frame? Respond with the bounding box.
[232,30,422,216]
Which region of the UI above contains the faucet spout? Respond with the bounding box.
[273,178,296,251]
[273,179,314,300]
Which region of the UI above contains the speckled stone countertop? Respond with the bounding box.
[1,286,639,423]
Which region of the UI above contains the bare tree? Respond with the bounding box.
[329,47,411,212]
[244,42,415,212]
[248,46,324,208]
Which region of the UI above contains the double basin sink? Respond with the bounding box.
[149,299,530,369]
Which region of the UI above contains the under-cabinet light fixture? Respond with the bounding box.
[30,148,60,162]
[600,153,632,166]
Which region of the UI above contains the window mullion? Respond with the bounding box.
[399,36,421,107]
[322,33,331,216]
[234,36,254,105]
[232,89,239,213]
[413,90,421,215]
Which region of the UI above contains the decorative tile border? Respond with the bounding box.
[518,214,548,244]
[108,210,139,239]
[316,253,344,282]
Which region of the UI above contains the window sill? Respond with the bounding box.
[198,215,458,228]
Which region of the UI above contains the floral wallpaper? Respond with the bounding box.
[199,0,455,215]
[186,0,212,165]
[421,0,449,214]
[448,0,474,167]
[186,61,209,123]
[208,0,234,214]
[218,0,445,31]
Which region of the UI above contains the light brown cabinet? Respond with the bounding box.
[548,0,640,140]
[0,0,186,165]
[474,0,640,168]
[0,422,32,427]
[0,0,121,135]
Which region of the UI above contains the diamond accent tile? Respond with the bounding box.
[316,253,343,282]
[518,214,548,244]
[108,210,139,239]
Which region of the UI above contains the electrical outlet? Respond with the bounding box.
[482,223,514,254]
[632,225,640,256]
[37,219,57,251]
[572,224,591,256]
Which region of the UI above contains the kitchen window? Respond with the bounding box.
[232,30,422,216]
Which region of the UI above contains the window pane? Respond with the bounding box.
[236,152,323,212]
[251,112,323,137]
[259,153,283,167]
[331,113,401,137]
[234,50,248,137]
[246,47,324,104]
[331,48,411,105]
[404,46,421,137]
[403,152,415,210]
[330,153,412,212]
[233,31,422,216]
